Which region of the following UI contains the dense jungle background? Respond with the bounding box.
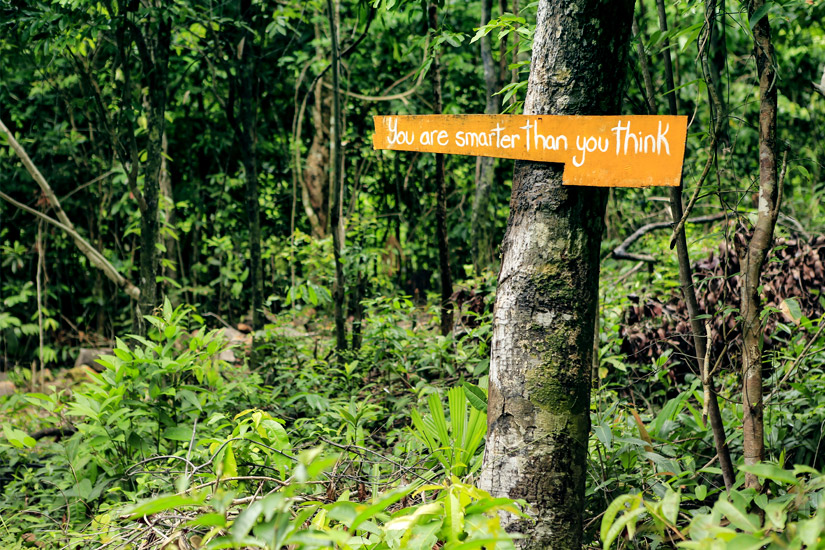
[1,0,825,548]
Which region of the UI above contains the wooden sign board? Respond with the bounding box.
[373,114,688,187]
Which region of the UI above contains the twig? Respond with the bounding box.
[668,135,720,249]
[126,455,197,476]
[60,169,118,202]
[813,67,825,98]
[322,69,426,103]
[188,476,290,492]
[185,418,198,480]
[770,150,789,227]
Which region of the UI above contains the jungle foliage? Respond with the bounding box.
[0,0,824,548]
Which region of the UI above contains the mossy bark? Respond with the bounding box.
[479,1,634,547]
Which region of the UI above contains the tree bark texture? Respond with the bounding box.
[741,0,780,490]
[479,1,634,547]
[471,0,500,272]
[328,0,347,352]
[429,3,454,337]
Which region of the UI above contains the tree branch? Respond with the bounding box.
[612,213,727,263]
[0,191,139,300]
[0,118,139,300]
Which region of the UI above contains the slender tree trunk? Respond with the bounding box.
[741,0,780,490]
[479,1,634,547]
[36,219,45,392]
[428,3,454,337]
[471,0,500,272]
[498,0,509,85]
[328,0,346,352]
[302,26,332,238]
[708,0,729,148]
[238,0,264,330]
[137,10,171,334]
[159,132,178,287]
[650,0,735,491]
[510,0,519,98]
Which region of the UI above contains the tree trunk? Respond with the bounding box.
[479,1,634,547]
[741,0,780,491]
[471,0,500,273]
[428,3,454,337]
[328,0,347,353]
[137,11,171,335]
[160,131,178,288]
[238,0,264,330]
[651,0,735,491]
[302,24,332,238]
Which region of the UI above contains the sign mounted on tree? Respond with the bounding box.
[373,114,688,187]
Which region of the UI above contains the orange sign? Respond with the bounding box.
[373,114,687,187]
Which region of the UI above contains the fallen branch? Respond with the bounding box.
[612,213,727,263]
[0,118,139,300]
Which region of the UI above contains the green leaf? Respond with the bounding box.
[163,425,195,442]
[232,500,264,541]
[739,463,798,485]
[128,494,204,519]
[184,513,227,528]
[603,507,646,550]
[222,444,238,479]
[162,297,173,321]
[462,382,487,413]
[715,499,761,532]
[594,423,613,451]
[601,494,637,544]
[748,2,773,31]
[779,297,803,323]
[350,486,414,532]
[725,533,768,550]
[661,489,680,524]
[3,424,36,449]
[427,392,450,446]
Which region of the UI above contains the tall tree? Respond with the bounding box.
[428,2,454,337]
[479,1,634,547]
[328,0,347,352]
[741,0,781,490]
[231,0,264,330]
[117,1,171,335]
